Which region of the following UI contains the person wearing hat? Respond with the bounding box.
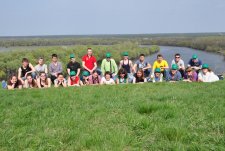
[82,48,97,75]
[101,52,118,79]
[119,52,134,83]
[183,67,198,82]
[67,54,81,78]
[68,71,80,87]
[165,64,182,82]
[198,64,219,82]
[188,54,202,72]
[152,54,169,78]
[80,71,90,86]
[171,53,185,77]
[133,54,151,78]
[151,68,163,83]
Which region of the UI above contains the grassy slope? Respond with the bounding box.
[0,81,225,150]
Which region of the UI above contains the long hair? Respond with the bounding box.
[117,68,127,79]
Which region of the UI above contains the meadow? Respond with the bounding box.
[0,81,225,150]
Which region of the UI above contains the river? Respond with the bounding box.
[140,45,225,74]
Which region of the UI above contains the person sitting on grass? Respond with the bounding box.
[133,54,151,78]
[116,68,128,84]
[49,54,63,84]
[165,64,182,82]
[18,58,36,84]
[24,74,37,88]
[183,67,198,82]
[88,70,101,85]
[101,52,118,80]
[119,52,134,83]
[133,69,147,84]
[101,71,115,85]
[37,72,51,88]
[188,54,202,73]
[198,64,219,82]
[82,48,97,75]
[68,71,80,87]
[67,54,81,78]
[80,71,90,86]
[34,57,48,78]
[171,53,185,77]
[150,68,163,83]
[152,54,169,77]
[7,74,23,90]
[54,73,67,87]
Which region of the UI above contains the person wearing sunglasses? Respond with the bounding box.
[171,53,185,77]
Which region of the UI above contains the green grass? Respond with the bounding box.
[0,81,225,150]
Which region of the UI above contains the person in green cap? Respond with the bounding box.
[119,52,134,82]
[67,54,81,77]
[80,71,90,86]
[68,71,80,86]
[165,64,182,82]
[198,64,219,82]
[188,54,202,72]
[101,52,118,80]
[150,68,163,83]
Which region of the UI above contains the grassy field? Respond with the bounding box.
[0,81,225,150]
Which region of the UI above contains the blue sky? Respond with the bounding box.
[0,0,225,36]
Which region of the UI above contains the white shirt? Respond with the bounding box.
[101,77,115,85]
[198,71,219,82]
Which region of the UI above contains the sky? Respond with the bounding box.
[0,0,225,36]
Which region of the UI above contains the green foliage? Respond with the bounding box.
[0,43,159,80]
[0,81,225,150]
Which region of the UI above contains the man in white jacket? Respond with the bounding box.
[198,64,219,82]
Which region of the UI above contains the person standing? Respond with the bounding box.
[171,53,185,77]
[101,52,118,79]
[82,48,97,75]
[49,54,63,83]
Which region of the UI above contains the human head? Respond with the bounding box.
[39,72,47,81]
[157,54,163,63]
[118,68,127,78]
[106,52,111,61]
[192,54,198,63]
[202,64,210,74]
[9,74,18,84]
[52,54,58,62]
[57,73,64,81]
[139,54,145,62]
[87,48,93,56]
[38,57,44,65]
[26,74,33,83]
[154,68,161,77]
[171,64,178,75]
[82,71,90,79]
[70,71,76,80]
[105,71,111,80]
[22,58,29,67]
[92,70,99,78]
[70,54,75,62]
[185,67,193,76]
[123,52,129,60]
[175,53,181,62]
[136,69,144,78]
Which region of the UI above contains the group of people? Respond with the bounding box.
[3,48,221,90]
